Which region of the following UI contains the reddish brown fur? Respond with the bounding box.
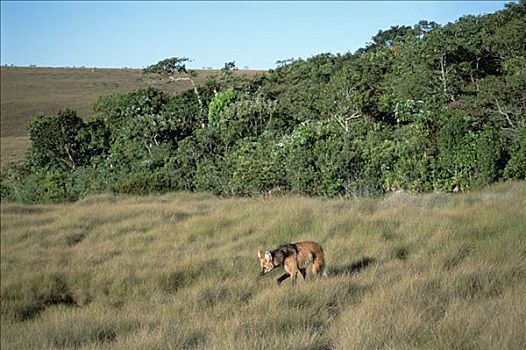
[258,241,327,285]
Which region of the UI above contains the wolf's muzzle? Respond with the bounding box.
[261,266,274,275]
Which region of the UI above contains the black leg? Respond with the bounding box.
[277,273,290,285]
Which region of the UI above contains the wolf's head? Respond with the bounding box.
[257,250,276,275]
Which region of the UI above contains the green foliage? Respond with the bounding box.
[385,123,434,192]
[2,3,525,202]
[142,57,190,75]
[504,128,526,180]
[214,94,277,147]
[208,88,236,127]
[93,87,200,172]
[436,112,508,191]
[25,109,91,171]
[225,134,287,196]
[1,169,73,203]
[111,170,177,195]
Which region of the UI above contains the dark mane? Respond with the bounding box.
[271,243,298,266]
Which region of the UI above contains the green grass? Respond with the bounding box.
[1,183,525,349]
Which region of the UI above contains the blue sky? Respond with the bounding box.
[1,1,511,70]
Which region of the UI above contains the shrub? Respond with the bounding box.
[111,170,177,195]
[504,128,526,180]
[26,109,90,172]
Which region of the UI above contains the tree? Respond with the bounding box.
[92,87,192,172]
[143,57,204,117]
[26,109,90,171]
[275,58,295,68]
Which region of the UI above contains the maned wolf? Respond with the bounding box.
[258,241,327,285]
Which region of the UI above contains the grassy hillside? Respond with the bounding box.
[1,67,146,138]
[0,136,29,171]
[1,182,525,349]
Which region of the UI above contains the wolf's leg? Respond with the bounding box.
[312,259,325,277]
[277,273,290,285]
[284,258,299,286]
[290,272,298,286]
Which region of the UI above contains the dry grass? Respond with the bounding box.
[0,136,30,170]
[1,182,525,349]
[1,67,144,138]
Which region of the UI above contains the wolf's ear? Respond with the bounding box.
[257,250,264,259]
[265,251,273,261]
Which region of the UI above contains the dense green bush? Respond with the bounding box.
[504,129,526,180]
[26,109,91,172]
[110,170,177,195]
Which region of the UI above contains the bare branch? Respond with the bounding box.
[494,98,515,129]
[334,112,362,132]
[438,53,456,102]
[168,77,191,83]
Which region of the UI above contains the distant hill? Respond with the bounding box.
[0,66,264,138]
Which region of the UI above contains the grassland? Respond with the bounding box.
[1,67,149,138]
[1,182,525,349]
[0,136,29,171]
